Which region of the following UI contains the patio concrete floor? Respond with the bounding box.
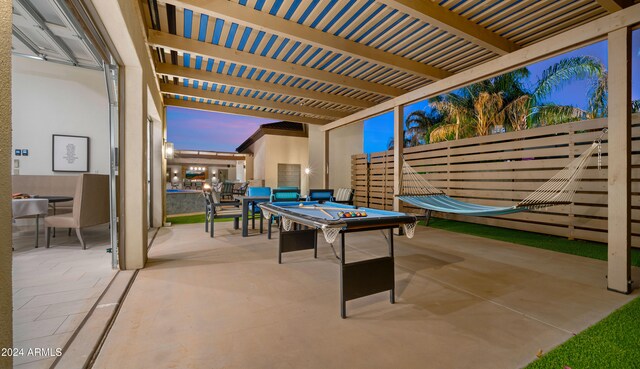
[12,224,115,369]
[92,222,638,369]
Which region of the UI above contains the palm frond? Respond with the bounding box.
[530,104,588,127]
[532,56,604,102]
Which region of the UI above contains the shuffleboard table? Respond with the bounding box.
[259,201,418,318]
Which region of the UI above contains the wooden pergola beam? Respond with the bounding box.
[321,3,640,132]
[164,97,331,125]
[155,63,373,109]
[377,0,519,55]
[596,0,635,13]
[148,29,407,97]
[160,0,452,81]
[160,82,349,119]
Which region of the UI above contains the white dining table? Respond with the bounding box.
[12,198,49,248]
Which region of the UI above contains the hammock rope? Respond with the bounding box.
[398,129,607,216]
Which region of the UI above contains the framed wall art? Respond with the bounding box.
[52,134,90,172]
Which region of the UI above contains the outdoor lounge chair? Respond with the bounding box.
[204,190,241,238]
[45,174,109,249]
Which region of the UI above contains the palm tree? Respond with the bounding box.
[474,92,504,136]
[429,92,474,142]
[529,56,604,126]
[403,109,444,146]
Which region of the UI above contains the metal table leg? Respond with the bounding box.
[35,214,39,248]
[241,198,249,237]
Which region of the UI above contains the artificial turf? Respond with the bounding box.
[524,296,640,369]
[166,213,258,224]
[426,218,640,267]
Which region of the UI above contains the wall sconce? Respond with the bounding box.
[304,167,311,175]
[165,142,174,159]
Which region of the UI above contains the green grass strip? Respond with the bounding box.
[525,296,640,369]
[426,218,640,267]
[167,213,260,225]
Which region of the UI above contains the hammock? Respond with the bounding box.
[398,130,606,217]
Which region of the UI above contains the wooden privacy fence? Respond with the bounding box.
[352,114,640,246]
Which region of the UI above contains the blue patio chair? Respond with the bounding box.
[270,188,300,202]
[247,186,271,230]
[306,189,334,203]
[267,189,301,239]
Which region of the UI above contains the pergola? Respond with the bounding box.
[138,0,638,293]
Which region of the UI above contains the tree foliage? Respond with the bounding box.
[401,56,609,147]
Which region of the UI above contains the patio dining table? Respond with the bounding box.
[235,195,270,237]
[12,198,49,248]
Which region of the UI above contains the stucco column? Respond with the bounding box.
[0,1,13,367]
[122,67,148,269]
[607,27,632,294]
[151,115,164,228]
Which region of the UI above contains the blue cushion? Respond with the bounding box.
[271,192,300,201]
[247,186,271,197]
[308,190,333,201]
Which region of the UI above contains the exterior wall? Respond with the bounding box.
[246,135,309,194]
[247,137,267,184]
[329,122,363,190]
[12,56,110,175]
[0,1,12,366]
[307,124,325,189]
[264,135,309,194]
[236,161,245,181]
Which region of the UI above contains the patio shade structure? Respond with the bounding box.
[138,0,639,294]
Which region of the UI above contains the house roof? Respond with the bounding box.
[141,0,626,126]
[236,121,307,153]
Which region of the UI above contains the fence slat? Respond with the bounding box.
[352,114,640,247]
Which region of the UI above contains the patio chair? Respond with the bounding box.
[45,174,109,249]
[204,190,241,238]
[220,181,235,200]
[267,188,301,239]
[334,188,354,205]
[233,182,249,196]
[246,186,271,231]
[306,189,334,203]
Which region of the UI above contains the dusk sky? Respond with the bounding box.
[167,108,276,152]
[168,32,640,154]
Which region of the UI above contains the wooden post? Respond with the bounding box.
[393,105,404,212]
[607,27,632,294]
[323,130,329,188]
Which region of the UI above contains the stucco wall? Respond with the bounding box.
[307,124,325,189]
[246,135,309,194]
[329,122,363,190]
[12,56,109,175]
[247,137,267,184]
[265,135,309,194]
[0,1,12,366]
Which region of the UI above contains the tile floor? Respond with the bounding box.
[12,224,115,369]
[91,222,639,369]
